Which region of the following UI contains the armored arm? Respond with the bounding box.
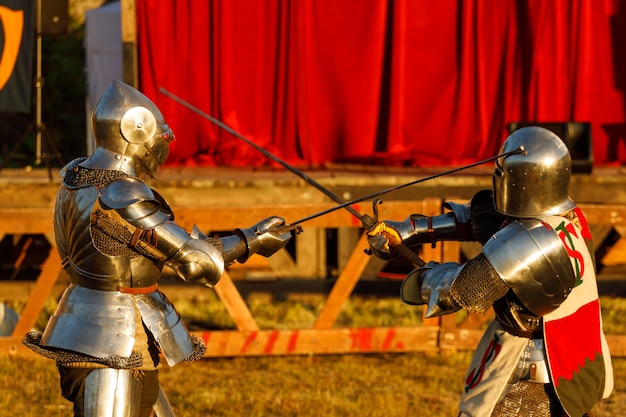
[91,179,226,286]
[400,218,577,320]
[367,190,505,259]
[221,216,293,264]
[93,180,292,287]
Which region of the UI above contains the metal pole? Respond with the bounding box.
[35,0,43,165]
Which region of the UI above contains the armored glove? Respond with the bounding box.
[366,221,404,260]
[236,216,292,261]
[401,261,465,318]
[400,261,439,305]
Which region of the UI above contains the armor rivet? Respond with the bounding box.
[115,155,121,160]
[137,122,144,129]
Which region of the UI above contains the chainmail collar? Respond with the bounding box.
[63,157,141,188]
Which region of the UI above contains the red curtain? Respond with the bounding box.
[136,0,626,168]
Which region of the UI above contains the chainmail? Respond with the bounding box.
[63,157,135,188]
[491,381,565,417]
[22,331,144,369]
[449,254,509,313]
[62,158,160,260]
[185,335,207,362]
[90,209,139,257]
[90,209,162,260]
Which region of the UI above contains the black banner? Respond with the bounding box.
[0,0,34,113]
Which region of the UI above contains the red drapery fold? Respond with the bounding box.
[136,0,626,168]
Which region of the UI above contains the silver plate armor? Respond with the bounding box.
[135,291,196,366]
[41,285,137,358]
[83,369,143,417]
[509,338,550,384]
[493,126,575,218]
[482,219,576,316]
[43,163,224,366]
[402,262,464,317]
[82,81,174,179]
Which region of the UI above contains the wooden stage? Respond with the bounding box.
[1,164,626,357]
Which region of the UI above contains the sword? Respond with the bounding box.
[160,87,523,266]
[159,87,377,229]
[153,385,176,416]
[159,88,425,265]
[283,148,524,228]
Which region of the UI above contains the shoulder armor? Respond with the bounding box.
[99,178,173,229]
[482,219,576,315]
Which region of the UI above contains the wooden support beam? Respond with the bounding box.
[11,249,61,337]
[213,271,259,331]
[313,232,371,329]
[2,199,626,359]
[194,326,440,357]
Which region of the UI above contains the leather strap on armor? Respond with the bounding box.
[118,283,159,294]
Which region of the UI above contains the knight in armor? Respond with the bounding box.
[366,126,613,416]
[23,80,293,417]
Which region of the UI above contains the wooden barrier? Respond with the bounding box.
[1,200,626,357]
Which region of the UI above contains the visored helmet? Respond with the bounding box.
[493,126,575,217]
[81,80,174,178]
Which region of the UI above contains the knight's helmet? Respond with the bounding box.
[493,126,575,217]
[80,80,174,178]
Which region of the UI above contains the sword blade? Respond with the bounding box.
[282,147,524,228]
[159,88,370,226]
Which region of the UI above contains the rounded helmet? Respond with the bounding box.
[81,80,174,178]
[493,126,575,217]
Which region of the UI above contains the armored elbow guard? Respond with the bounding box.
[482,219,576,316]
[167,239,225,287]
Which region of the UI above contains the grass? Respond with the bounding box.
[2,292,625,416]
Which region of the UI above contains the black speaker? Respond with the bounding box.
[40,0,69,35]
[508,122,593,174]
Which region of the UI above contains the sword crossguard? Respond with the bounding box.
[360,198,383,230]
[268,223,303,235]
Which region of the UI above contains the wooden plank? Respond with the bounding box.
[313,232,371,329]
[0,203,623,232]
[213,272,259,331]
[173,201,432,231]
[4,330,626,358]
[578,204,626,226]
[11,250,61,337]
[2,199,626,359]
[295,228,326,278]
[194,326,440,357]
[0,208,54,234]
[601,226,626,266]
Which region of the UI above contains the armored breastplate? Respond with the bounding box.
[54,162,162,291]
